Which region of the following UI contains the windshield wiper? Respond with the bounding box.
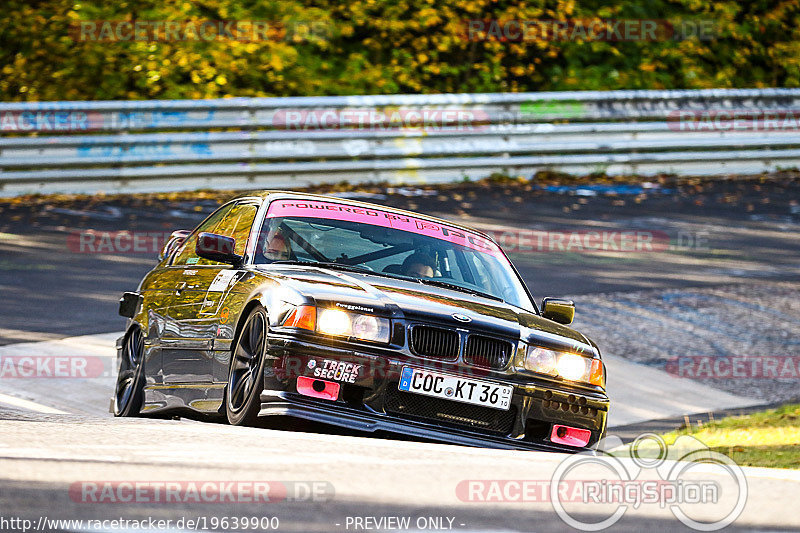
[269,260,404,280]
[414,278,505,302]
[270,261,505,302]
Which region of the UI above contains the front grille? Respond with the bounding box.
[464,335,513,369]
[384,385,516,435]
[410,325,459,360]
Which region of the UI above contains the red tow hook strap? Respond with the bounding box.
[296,376,340,401]
[550,424,592,447]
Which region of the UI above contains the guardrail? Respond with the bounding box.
[2,88,800,195]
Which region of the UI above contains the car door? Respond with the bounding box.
[162,200,259,384]
[196,200,261,382]
[159,202,235,383]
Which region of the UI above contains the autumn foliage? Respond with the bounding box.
[2,0,800,101]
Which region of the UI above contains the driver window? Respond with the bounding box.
[172,203,234,266]
[213,203,258,256]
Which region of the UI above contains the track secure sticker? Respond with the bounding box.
[308,359,362,383]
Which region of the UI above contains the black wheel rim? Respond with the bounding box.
[228,312,266,413]
[115,329,142,414]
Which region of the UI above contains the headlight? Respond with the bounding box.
[523,347,557,375]
[522,344,605,387]
[352,314,383,339]
[317,308,391,343]
[556,353,589,381]
[318,309,350,336]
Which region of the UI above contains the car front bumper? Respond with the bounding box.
[261,331,609,453]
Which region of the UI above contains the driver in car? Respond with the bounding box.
[262,229,292,261]
[401,252,436,278]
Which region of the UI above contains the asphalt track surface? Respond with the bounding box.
[1,177,799,532]
[2,406,799,532]
[1,177,799,344]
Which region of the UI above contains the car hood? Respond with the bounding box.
[256,265,596,355]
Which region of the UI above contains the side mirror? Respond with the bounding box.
[541,297,575,325]
[119,292,143,318]
[196,232,242,265]
[159,230,190,261]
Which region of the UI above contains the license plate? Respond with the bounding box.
[398,367,513,410]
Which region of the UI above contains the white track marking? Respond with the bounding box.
[0,332,118,416]
[0,393,68,414]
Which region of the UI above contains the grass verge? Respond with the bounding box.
[658,404,800,469]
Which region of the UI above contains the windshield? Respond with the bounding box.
[253,198,534,310]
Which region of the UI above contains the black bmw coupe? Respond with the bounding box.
[115,191,608,452]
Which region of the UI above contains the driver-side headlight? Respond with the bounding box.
[317,308,391,343]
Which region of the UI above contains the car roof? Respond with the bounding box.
[229,189,498,243]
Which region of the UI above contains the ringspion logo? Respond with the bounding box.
[550,434,746,530]
[457,434,747,531]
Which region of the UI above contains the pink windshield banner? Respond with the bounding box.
[266,200,502,257]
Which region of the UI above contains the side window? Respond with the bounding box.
[213,203,259,256]
[172,203,234,266]
[440,249,465,282]
[466,251,503,294]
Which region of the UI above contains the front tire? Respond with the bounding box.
[226,306,268,426]
[114,327,145,417]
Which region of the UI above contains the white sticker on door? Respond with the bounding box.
[208,270,238,292]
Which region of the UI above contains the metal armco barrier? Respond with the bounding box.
[2,88,800,195]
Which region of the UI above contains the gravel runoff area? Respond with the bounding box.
[570,280,800,404]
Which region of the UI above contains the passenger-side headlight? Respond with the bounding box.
[556,352,588,381]
[523,347,558,375]
[317,308,391,343]
[522,345,605,388]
